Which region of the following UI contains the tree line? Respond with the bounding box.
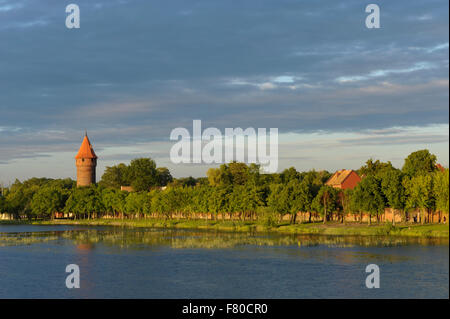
[0,150,448,225]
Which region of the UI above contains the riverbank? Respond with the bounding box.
[1,218,448,238]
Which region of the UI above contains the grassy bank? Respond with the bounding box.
[2,218,448,238]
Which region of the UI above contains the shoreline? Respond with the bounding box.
[1,219,448,238]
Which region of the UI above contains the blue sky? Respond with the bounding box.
[0,0,448,183]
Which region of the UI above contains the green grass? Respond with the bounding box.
[3,218,447,238]
[274,222,449,238]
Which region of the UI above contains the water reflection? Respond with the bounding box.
[0,227,447,249]
[0,226,448,298]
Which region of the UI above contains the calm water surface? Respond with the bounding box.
[0,225,448,298]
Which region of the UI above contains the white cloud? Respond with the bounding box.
[273,76,295,83]
[0,3,23,12]
[427,43,449,53]
[335,62,437,83]
[258,82,277,90]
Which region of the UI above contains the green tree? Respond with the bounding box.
[171,176,197,187]
[206,168,222,186]
[64,186,105,220]
[156,167,173,186]
[31,187,65,219]
[352,176,385,224]
[380,168,406,224]
[111,190,128,219]
[404,174,434,224]
[341,188,357,223]
[247,163,261,185]
[433,169,449,220]
[279,167,299,184]
[358,159,393,177]
[312,185,338,224]
[99,163,129,189]
[128,158,158,191]
[208,186,229,220]
[207,162,251,186]
[5,179,40,219]
[267,184,288,222]
[300,169,330,197]
[102,188,120,218]
[125,192,151,218]
[0,192,6,213]
[288,179,313,224]
[228,162,250,185]
[402,149,437,178]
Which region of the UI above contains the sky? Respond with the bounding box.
[0,0,448,184]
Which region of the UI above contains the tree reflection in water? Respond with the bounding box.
[1,227,447,250]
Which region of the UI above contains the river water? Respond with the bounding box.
[0,225,448,298]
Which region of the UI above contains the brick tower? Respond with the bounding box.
[75,132,97,187]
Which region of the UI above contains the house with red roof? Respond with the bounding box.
[325,169,361,190]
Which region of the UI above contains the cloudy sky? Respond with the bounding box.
[0,0,448,183]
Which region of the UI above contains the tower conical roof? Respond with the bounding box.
[75,134,97,159]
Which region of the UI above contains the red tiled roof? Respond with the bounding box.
[75,134,97,159]
[326,169,354,186]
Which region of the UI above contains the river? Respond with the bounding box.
[0,225,448,298]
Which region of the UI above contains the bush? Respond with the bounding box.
[257,207,278,228]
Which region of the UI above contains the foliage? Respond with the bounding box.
[433,169,449,213]
[99,163,129,189]
[352,175,385,224]
[311,185,339,223]
[358,159,394,177]
[402,149,437,178]
[1,150,447,226]
[31,187,66,219]
[403,174,434,223]
[380,168,405,210]
[99,158,170,190]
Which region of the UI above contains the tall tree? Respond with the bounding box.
[156,167,173,186]
[99,163,130,189]
[380,168,406,224]
[402,149,437,178]
[288,179,313,224]
[279,167,299,184]
[5,179,40,219]
[125,192,151,218]
[312,185,338,224]
[128,158,158,191]
[0,192,6,213]
[352,176,385,225]
[228,162,250,185]
[341,188,358,223]
[358,159,393,177]
[403,174,434,224]
[31,187,65,220]
[267,184,288,222]
[64,186,105,219]
[206,168,222,186]
[433,169,449,219]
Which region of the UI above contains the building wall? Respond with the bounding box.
[0,213,14,220]
[121,186,134,192]
[76,158,96,187]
